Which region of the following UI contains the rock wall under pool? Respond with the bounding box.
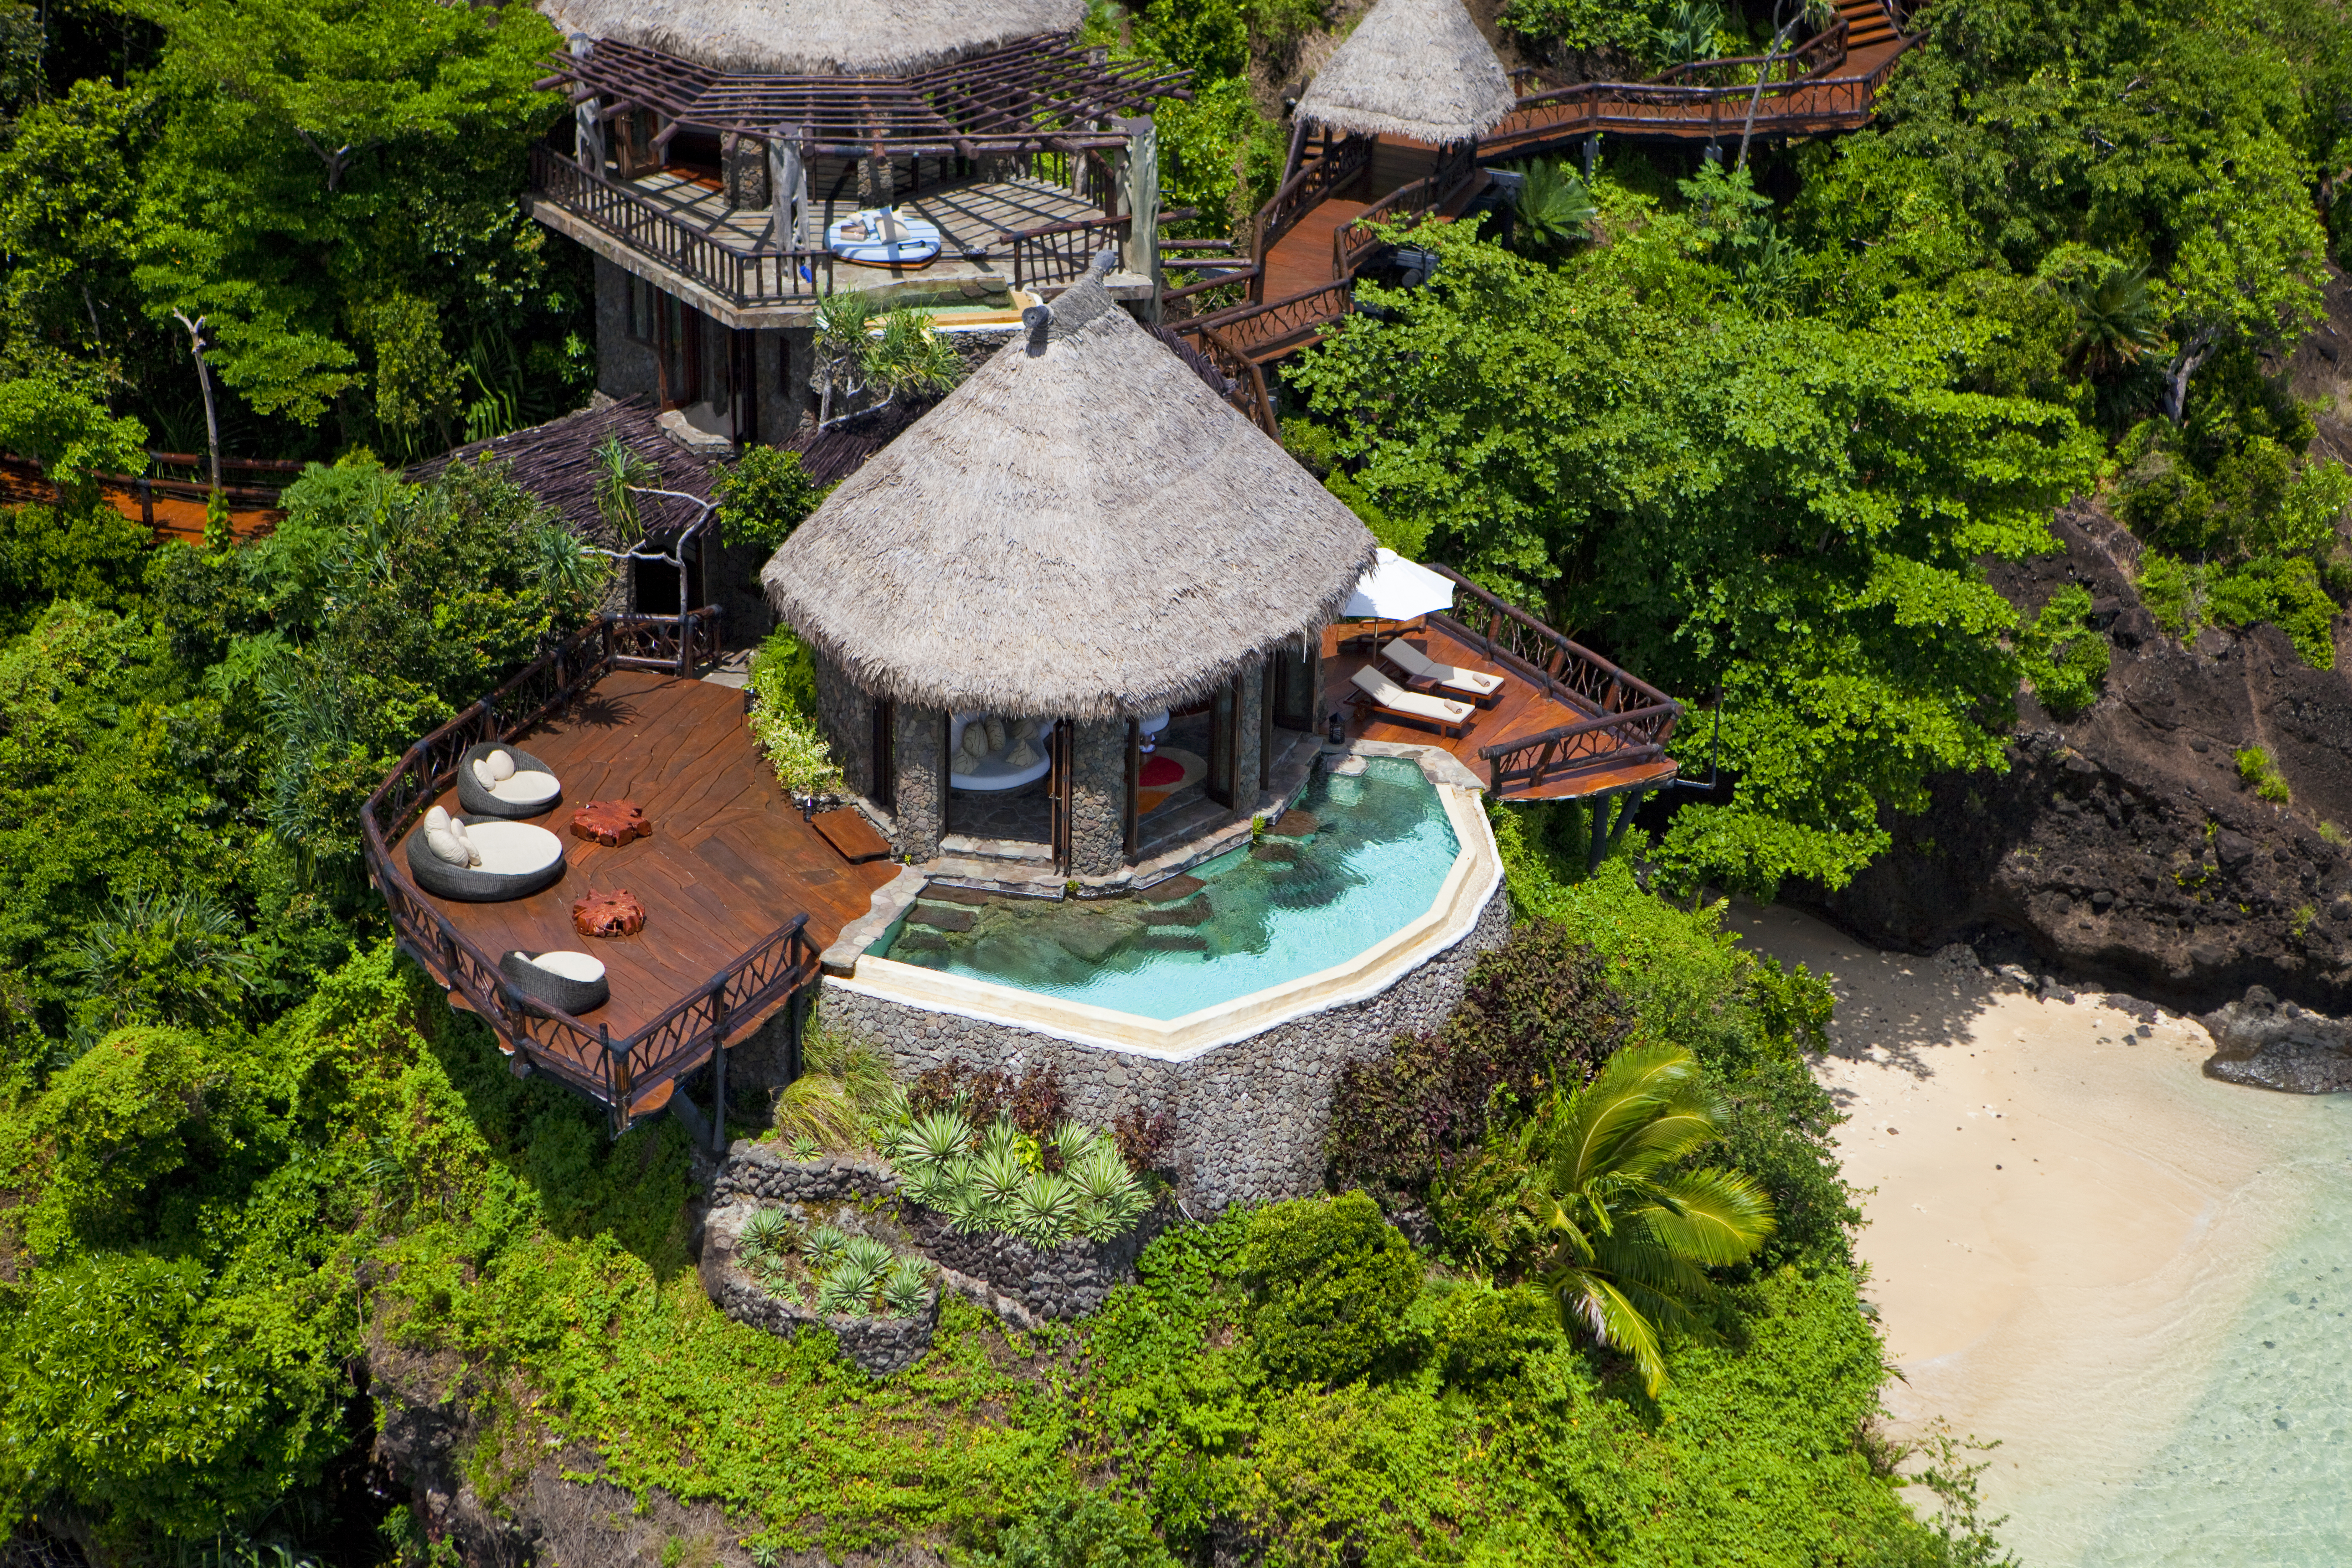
[816,879,1512,1212]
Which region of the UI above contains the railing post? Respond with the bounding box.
[603,1024,630,1137]
[709,983,729,1155]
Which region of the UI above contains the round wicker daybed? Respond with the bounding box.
[456,742,563,819]
[406,810,568,902]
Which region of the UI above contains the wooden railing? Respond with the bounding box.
[1483,26,1911,156]
[609,606,723,676]
[1179,278,1356,361]
[1198,325,1279,436]
[1333,142,1480,279]
[1421,566,1684,795]
[359,611,809,1134]
[530,145,834,308]
[998,214,1132,292]
[1248,134,1376,292]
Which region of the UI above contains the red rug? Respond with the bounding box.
[1139,755,1184,787]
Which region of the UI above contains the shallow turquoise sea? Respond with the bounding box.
[2065,1096,2352,1565]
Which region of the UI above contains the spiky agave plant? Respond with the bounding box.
[739,1205,796,1262]
[904,1108,973,1171]
[1070,1144,1150,1242]
[840,1234,896,1300]
[815,1263,872,1317]
[882,1256,933,1316]
[960,1139,1031,1233]
[1010,1172,1082,1247]
[801,1224,851,1273]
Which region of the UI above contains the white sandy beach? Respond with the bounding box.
[1730,902,2351,1566]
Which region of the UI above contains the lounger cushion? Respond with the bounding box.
[1006,738,1039,769]
[490,769,561,806]
[1351,665,1472,724]
[985,716,1007,753]
[423,805,470,867]
[1384,639,1504,696]
[464,821,565,877]
[528,950,606,983]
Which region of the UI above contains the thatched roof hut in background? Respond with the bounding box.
[761,255,1376,722]
[536,0,1085,77]
[1295,0,1516,144]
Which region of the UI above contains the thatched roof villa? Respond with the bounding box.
[763,254,1375,875]
[529,0,1189,453]
[1295,0,1517,147]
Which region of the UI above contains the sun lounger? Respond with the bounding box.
[1380,638,1504,706]
[1349,665,1473,738]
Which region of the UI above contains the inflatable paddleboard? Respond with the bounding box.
[827,209,944,268]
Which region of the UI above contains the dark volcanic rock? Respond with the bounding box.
[1810,501,2352,1016]
[2202,985,2352,1092]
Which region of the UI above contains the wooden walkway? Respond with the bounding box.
[1322,622,1680,802]
[1179,0,1915,366]
[387,669,898,1054]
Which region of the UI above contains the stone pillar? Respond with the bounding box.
[1069,717,1128,877]
[1235,658,1266,811]
[722,134,770,210]
[810,647,877,799]
[592,256,661,404]
[892,706,945,861]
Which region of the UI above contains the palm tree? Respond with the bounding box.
[1512,159,1600,254]
[2058,265,2164,380]
[1518,1043,1774,1395]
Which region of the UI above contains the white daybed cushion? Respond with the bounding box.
[489,769,560,805]
[528,950,606,982]
[422,805,471,866]
[463,821,564,876]
[1351,665,1472,724]
[1383,638,1504,696]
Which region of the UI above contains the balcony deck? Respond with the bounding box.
[387,669,899,1048]
[529,152,1148,323]
[1320,614,1681,802]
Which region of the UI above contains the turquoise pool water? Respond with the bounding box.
[870,756,1462,1020]
[2070,1096,2352,1566]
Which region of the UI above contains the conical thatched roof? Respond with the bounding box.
[761,258,1377,722]
[538,0,1085,77]
[1296,0,1516,144]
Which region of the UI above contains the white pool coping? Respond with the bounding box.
[824,760,1502,1062]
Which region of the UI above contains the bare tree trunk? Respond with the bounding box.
[173,310,221,491]
[2161,328,2220,423]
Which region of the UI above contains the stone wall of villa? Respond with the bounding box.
[1236,658,1266,801]
[810,647,879,800]
[892,705,946,861]
[1069,718,1127,875]
[819,880,1513,1212]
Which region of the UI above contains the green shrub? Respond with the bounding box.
[2206,555,2337,668]
[2236,745,2292,804]
[2019,583,2110,717]
[1429,1282,1559,1391]
[1242,1193,1421,1385]
[1324,920,1632,1191]
[717,446,825,559]
[746,627,845,797]
[982,1486,1178,1568]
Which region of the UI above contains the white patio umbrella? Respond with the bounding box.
[1344,547,1455,622]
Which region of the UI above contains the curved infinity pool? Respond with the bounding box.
[867,755,1463,1021]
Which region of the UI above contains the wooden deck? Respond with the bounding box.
[1323,622,1680,801]
[387,669,899,1050]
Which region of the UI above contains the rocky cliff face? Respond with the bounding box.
[1810,501,2352,1015]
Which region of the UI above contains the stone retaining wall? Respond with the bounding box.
[712,1147,900,1205]
[699,1199,941,1376]
[821,880,1512,1212]
[905,1200,1175,1320]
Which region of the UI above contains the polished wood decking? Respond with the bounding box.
[388,669,898,1045]
[1322,623,1680,801]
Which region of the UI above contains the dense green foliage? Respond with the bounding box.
[0,458,597,1070]
[1,0,589,459]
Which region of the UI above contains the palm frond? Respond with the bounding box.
[1638,1168,1777,1265]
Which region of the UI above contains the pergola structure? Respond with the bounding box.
[538,34,1189,161]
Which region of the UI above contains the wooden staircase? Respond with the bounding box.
[1836,0,1899,50]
